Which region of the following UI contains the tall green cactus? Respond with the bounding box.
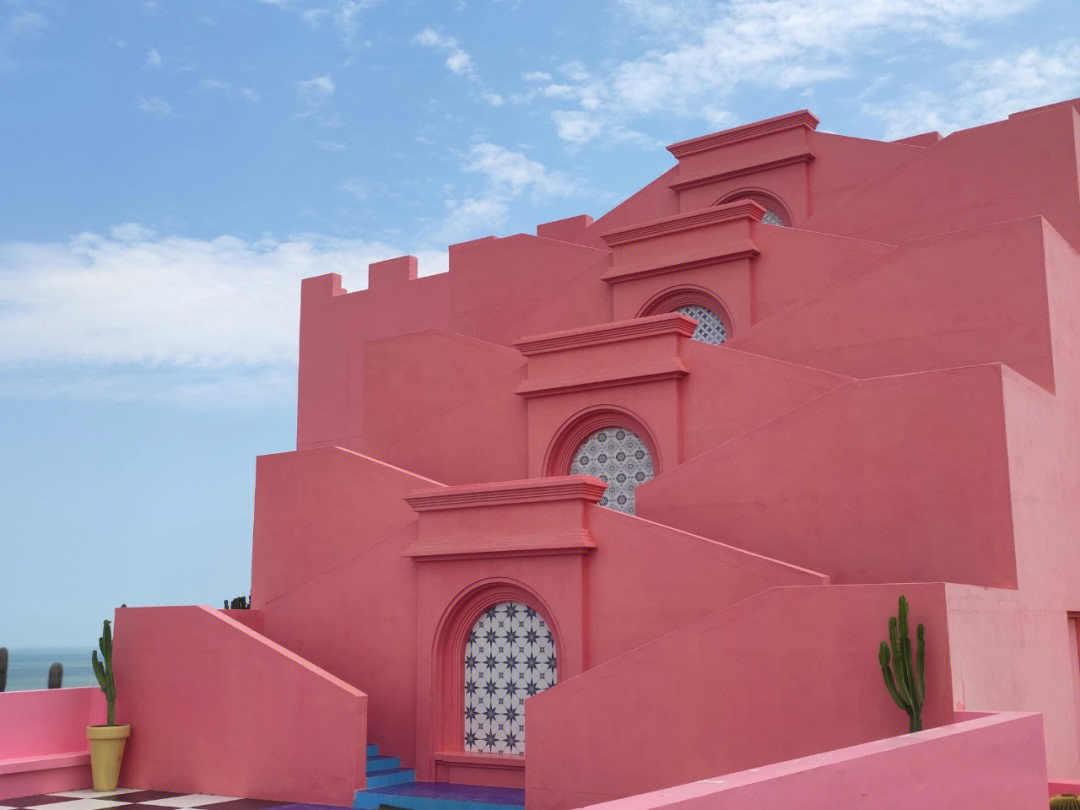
[91,619,117,726]
[48,662,63,689]
[878,595,926,732]
[0,647,7,692]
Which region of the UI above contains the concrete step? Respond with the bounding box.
[365,767,416,788]
[366,755,401,773]
[355,781,525,810]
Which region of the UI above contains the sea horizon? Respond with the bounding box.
[1,646,97,692]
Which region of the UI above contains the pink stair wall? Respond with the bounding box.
[525,583,956,810]
[113,606,367,806]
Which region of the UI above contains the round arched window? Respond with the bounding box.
[570,428,654,514]
[717,191,789,226]
[676,304,727,344]
[464,601,556,755]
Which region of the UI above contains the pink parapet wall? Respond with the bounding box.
[0,687,106,799]
[576,713,1048,810]
[113,606,367,806]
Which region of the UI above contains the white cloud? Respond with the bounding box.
[342,178,369,199]
[314,140,346,151]
[258,0,385,44]
[138,95,172,117]
[145,48,161,67]
[297,74,335,101]
[552,110,603,144]
[445,49,473,75]
[481,91,504,106]
[463,143,576,199]
[414,28,474,76]
[1,0,49,72]
[437,196,510,245]
[198,79,261,103]
[0,228,448,406]
[522,71,552,82]
[864,40,1080,139]
[533,0,1045,144]
[434,144,577,244]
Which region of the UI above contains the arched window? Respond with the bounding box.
[639,288,732,344]
[464,601,556,755]
[569,428,654,514]
[718,190,791,226]
[675,304,727,344]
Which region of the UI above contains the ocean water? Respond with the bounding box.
[1,647,97,692]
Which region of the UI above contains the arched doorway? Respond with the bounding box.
[464,601,557,754]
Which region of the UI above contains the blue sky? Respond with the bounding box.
[1,0,1078,648]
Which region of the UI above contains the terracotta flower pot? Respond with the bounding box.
[87,724,130,791]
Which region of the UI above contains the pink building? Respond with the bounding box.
[108,97,1080,810]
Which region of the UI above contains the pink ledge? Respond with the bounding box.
[666,109,820,158]
[600,201,766,247]
[406,475,609,511]
[0,753,90,776]
[514,313,697,356]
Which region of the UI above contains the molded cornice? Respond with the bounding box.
[600,241,759,284]
[406,475,609,512]
[600,201,766,247]
[514,359,689,399]
[668,150,814,191]
[514,313,697,356]
[666,110,820,158]
[402,530,597,560]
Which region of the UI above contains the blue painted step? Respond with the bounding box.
[367,743,379,757]
[366,766,417,788]
[355,782,525,810]
[367,754,401,773]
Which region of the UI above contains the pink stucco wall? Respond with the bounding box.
[113,606,367,806]
[575,713,1048,810]
[0,687,105,799]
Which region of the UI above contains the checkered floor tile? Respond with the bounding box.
[0,793,342,810]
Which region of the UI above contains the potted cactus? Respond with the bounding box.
[87,619,130,791]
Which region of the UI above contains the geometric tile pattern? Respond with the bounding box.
[761,209,786,225]
[570,428,654,513]
[676,304,727,345]
[464,601,557,755]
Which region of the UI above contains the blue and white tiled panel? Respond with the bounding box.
[464,601,556,755]
[675,305,727,345]
[570,428,654,514]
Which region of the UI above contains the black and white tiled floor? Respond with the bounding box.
[0,790,343,810]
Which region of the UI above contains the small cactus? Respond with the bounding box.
[91,619,118,725]
[1051,795,1080,810]
[48,662,63,689]
[0,647,8,692]
[879,595,926,732]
